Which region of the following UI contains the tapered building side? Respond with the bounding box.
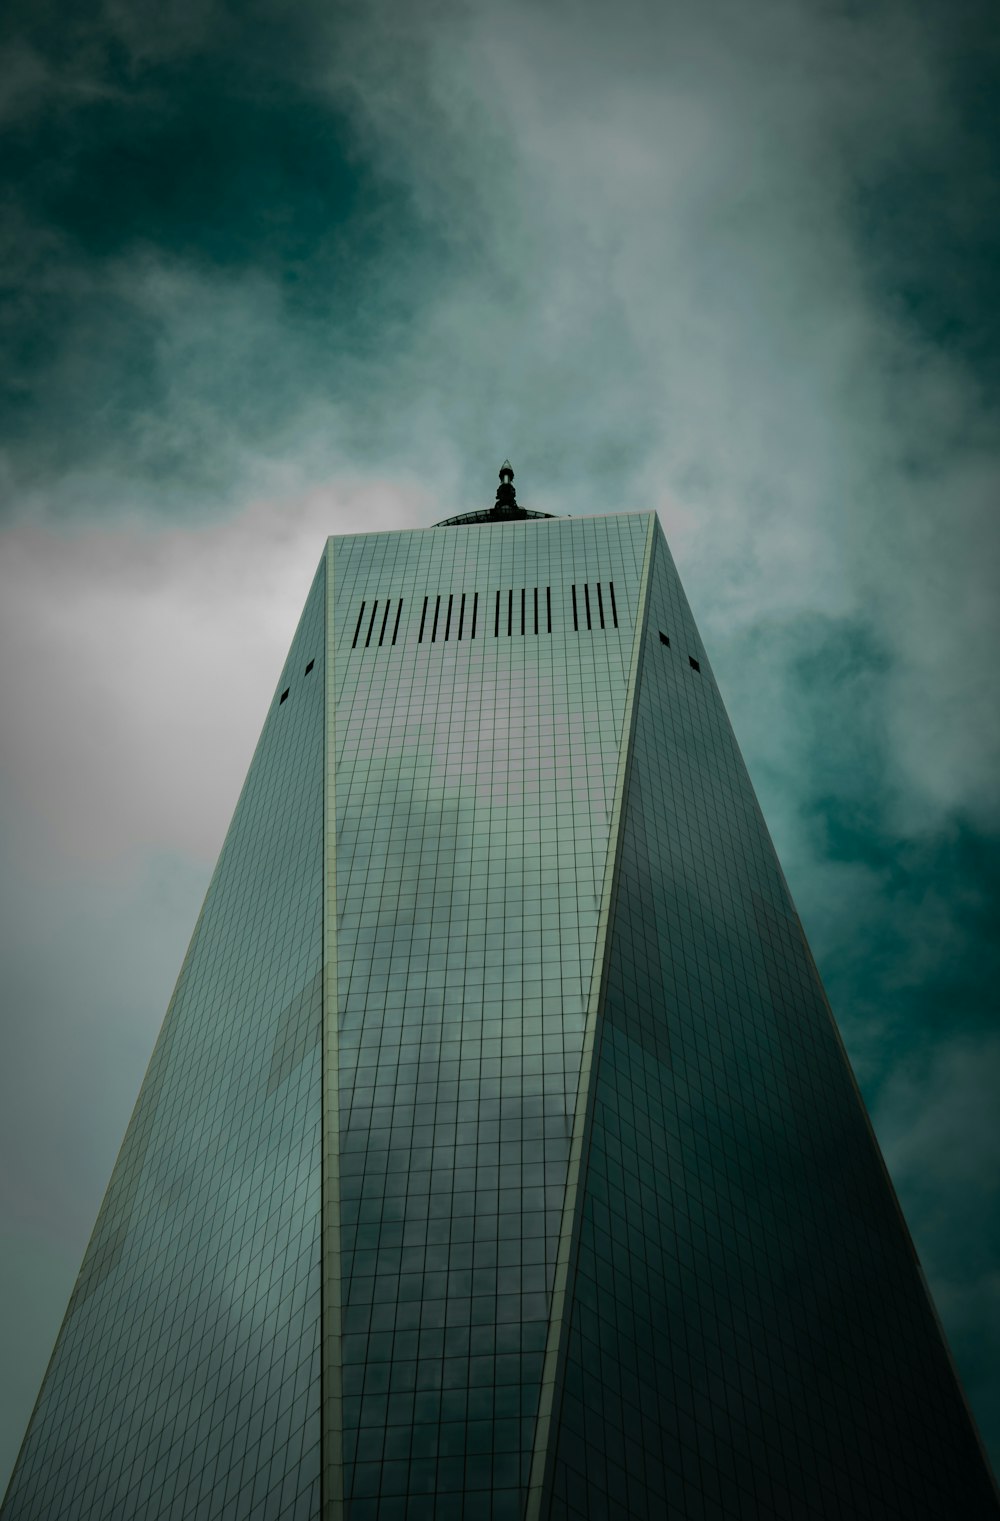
[4,480,997,1519]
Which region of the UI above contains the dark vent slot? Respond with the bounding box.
[471,592,479,638]
[507,589,513,637]
[457,593,466,640]
[584,584,592,631]
[431,595,442,642]
[546,587,552,633]
[352,602,366,649]
[609,582,619,628]
[365,602,379,647]
[392,600,403,645]
[494,590,501,638]
[279,688,289,704]
[596,583,605,629]
[659,631,670,647]
[689,655,701,672]
[305,660,314,675]
[378,602,391,646]
[571,585,579,632]
[418,596,429,642]
[520,588,525,636]
[533,587,539,636]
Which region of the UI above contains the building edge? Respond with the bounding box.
[653,530,1000,1506]
[2,550,329,1519]
[524,511,657,1520]
[322,541,346,1518]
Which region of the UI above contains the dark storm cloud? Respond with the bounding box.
[0,0,450,505]
[1,0,999,1489]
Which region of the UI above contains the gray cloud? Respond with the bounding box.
[2,0,998,1487]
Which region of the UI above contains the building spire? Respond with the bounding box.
[494,460,517,513]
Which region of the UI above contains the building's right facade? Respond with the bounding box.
[510,508,997,1519]
[4,484,997,1521]
[531,509,997,1518]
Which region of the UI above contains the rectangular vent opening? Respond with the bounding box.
[279,688,289,704]
[458,593,466,640]
[418,596,429,642]
[507,589,513,637]
[533,587,539,636]
[378,602,391,646]
[494,590,501,638]
[520,588,526,636]
[609,582,618,628]
[305,659,314,675]
[584,583,592,631]
[392,600,403,644]
[689,655,701,671]
[365,602,379,647]
[471,592,479,638]
[431,594,442,642]
[659,632,670,647]
[596,583,605,629]
[546,587,552,633]
[571,585,579,632]
[352,602,366,649]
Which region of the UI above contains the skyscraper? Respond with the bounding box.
[4,467,997,1520]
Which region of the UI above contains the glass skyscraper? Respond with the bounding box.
[5,469,997,1520]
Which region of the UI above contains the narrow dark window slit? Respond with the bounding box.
[659,632,670,647]
[571,585,579,632]
[378,603,391,646]
[352,603,366,649]
[304,660,314,675]
[584,584,592,630]
[546,587,552,633]
[609,582,618,628]
[391,600,403,644]
[418,596,429,642]
[471,592,479,639]
[494,591,501,637]
[365,602,379,647]
[507,589,513,637]
[533,587,539,635]
[520,588,525,636]
[431,595,441,641]
[689,655,701,671]
[279,688,289,704]
[596,583,605,629]
[444,594,454,641]
[458,593,466,640]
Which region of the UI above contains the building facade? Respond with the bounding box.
[4,477,998,1519]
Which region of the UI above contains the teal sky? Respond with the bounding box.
[1,0,998,1490]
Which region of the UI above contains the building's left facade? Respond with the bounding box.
[2,558,328,1521]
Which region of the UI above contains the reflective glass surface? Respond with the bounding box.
[545,524,998,1519]
[3,564,327,1521]
[6,514,995,1521]
[330,516,649,1518]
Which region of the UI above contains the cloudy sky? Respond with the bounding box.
[1,0,998,1489]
